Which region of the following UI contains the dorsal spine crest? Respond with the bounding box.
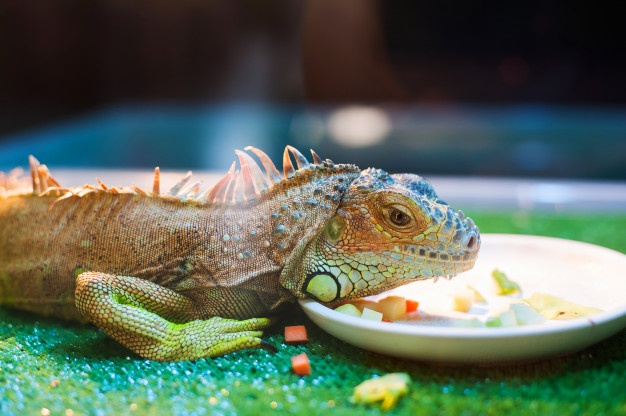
[2,147,359,208]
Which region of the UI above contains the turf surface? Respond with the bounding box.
[1,212,626,415]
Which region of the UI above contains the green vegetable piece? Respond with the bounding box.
[491,269,521,295]
[334,303,362,317]
[486,309,517,327]
[525,292,603,320]
[361,307,383,322]
[352,373,411,410]
[510,302,546,325]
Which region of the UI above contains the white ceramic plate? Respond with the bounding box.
[299,234,626,363]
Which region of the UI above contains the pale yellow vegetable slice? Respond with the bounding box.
[451,287,474,312]
[525,292,603,320]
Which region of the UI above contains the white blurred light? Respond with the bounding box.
[327,106,390,148]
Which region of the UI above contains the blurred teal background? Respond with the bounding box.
[1,1,625,178]
[1,104,625,180]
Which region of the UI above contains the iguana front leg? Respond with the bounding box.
[75,272,272,361]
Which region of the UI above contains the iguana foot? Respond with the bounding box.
[75,272,273,361]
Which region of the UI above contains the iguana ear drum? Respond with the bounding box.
[304,273,340,302]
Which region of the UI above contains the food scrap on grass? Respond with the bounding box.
[284,325,309,344]
[352,373,411,411]
[291,353,311,376]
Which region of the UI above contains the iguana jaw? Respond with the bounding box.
[301,227,479,305]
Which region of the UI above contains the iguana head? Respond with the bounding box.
[288,167,480,304]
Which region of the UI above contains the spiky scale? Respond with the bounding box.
[152,167,161,195]
[203,162,236,203]
[282,147,296,178]
[167,171,193,196]
[244,146,282,184]
[286,145,310,170]
[235,150,269,197]
[310,149,323,165]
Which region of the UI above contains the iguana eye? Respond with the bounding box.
[389,208,411,226]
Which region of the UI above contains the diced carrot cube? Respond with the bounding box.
[291,353,311,376]
[284,325,309,343]
[405,300,419,313]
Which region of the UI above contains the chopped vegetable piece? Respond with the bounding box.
[405,299,419,313]
[291,353,311,376]
[352,373,411,410]
[451,287,474,312]
[499,309,517,326]
[334,303,362,317]
[361,307,383,322]
[491,269,521,295]
[350,299,381,313]
[467,285,487,303]
[378,296,407,320]
[484,302,548,328]
[510,302,546,325]
[284,325,309,343]
[525,292,603,320]
[486,309,517,327]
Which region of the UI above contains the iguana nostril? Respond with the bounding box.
[462,233,478,250]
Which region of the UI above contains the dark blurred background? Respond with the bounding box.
[1,0,625,179]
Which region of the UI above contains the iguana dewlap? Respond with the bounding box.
[0,146,480,360]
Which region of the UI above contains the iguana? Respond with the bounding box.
[0,146,480,361]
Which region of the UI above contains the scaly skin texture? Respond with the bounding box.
[0,146,480,361]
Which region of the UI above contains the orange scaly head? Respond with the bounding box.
[292,168,480,304]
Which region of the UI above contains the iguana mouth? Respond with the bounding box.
[303,237,480,303]
[397,240,480,264]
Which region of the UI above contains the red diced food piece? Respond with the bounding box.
[284,325,309,343]
[405,300,419,313]
[291,353,311,376]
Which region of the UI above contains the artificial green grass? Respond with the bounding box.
[2,211,626,415]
